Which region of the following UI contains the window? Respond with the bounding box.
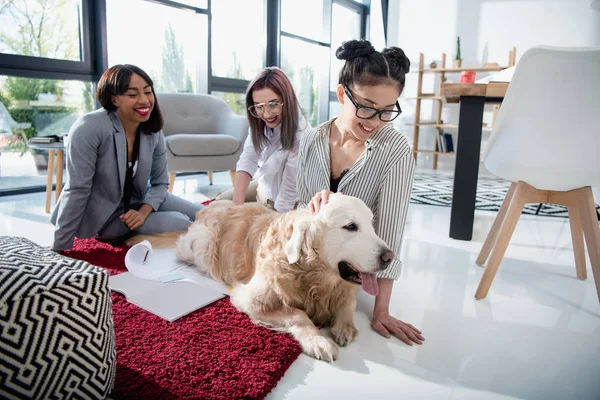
[106,0,209,94]
[211,91,246,116]
[281,0,328,43]
[211,0,264,81]
[280,37,329,127]
[330,3,362,91]
[0,0,83,62]
[0,75,94,192]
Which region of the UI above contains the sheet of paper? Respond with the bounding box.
[110,272,225,322]
[108,241,230,322]
[124,240,228,294]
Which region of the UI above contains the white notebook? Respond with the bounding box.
[109,241,228,322]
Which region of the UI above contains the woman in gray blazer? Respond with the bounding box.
[51,64,203,251]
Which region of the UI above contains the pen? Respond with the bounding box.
[142,250,149,264]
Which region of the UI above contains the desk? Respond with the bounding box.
[27,142,65,213]
[440,82,509,241]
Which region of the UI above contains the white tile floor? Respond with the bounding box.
[1,170,599,400]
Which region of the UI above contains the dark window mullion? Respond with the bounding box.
[280,31,330,49]
[0,54,95,77]
[211,77,250,93]
[143,0,209,14]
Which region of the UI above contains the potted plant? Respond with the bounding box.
[453,36,463,68]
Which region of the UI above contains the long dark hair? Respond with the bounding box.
[96,64,163,134]
[245,67,300,152]
[336,39,410,94]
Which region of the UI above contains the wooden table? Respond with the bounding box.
[27,142,65,213]
[440,81,509,241]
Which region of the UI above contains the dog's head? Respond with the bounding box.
[285,194,394,296]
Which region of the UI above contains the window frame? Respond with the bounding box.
[0,0,108,82]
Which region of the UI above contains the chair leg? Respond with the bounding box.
[229,170,236,185]
[45,149,55,214]
[576,187,600,303]
[168,172,176,193]
[475,181,527,300]
[567,206,587,280]
[476,182,517,266]
[207,171,213,185]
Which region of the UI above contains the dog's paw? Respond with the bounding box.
[301,335,338,362]
[331,323,358,347]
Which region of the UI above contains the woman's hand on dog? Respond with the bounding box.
[309,190,342,214]
[371,310,425,346]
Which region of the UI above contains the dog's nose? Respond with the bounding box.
[380,250,395,265]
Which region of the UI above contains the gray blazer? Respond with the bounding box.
[51,109,169,250]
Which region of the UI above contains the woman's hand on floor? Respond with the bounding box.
[371,310,425,346]
[120,210,147,231]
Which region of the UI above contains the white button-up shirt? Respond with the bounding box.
[236,118,308,212]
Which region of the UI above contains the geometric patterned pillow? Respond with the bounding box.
[0,236,116,399]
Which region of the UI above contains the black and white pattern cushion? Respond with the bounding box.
[0,237,116,399]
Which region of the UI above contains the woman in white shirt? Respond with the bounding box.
[297,40,424,346]
[216,67,308,212]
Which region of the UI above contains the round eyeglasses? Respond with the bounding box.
[248,101,284,118]
[343,85,402,122]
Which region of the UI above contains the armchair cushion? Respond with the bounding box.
[166,134,241,157]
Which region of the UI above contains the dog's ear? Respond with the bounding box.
[285,217,315,264]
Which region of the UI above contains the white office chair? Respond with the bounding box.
[475,46,600,302]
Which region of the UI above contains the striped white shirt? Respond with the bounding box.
[296,119,415,280]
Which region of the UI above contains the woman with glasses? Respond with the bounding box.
[215,67,309,211]
[297,40,424,346]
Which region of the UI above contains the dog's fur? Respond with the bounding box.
[127,194,393,361]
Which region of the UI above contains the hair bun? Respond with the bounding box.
[336,40,376,61]
[382,47,410,74]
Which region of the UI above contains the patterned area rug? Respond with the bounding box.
[410,173,600,218]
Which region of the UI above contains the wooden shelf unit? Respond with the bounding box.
[411,47,516,169]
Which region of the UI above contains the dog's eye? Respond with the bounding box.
[343,223,358,231]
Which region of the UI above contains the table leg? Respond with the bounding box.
[449,96,485,241]
[55,149,64,201]
[45,149,55,214]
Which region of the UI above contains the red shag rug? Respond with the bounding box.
[64,237,301,400]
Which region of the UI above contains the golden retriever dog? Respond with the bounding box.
[128,194,394,361]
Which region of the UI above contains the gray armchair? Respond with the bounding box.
[157,93,249,192]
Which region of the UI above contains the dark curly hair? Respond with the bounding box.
[336,39,410,94]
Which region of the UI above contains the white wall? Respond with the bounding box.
[387,0,600,169]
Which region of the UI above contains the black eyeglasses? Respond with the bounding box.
[343,85,401,122]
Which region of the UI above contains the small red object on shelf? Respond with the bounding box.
[460,71,477,83]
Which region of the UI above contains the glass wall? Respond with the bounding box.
[0,76,93,191]
[330,3,363,91]
[106,0,209,94]
[280,37,329,127]
[211,0,264,81]
[211,91,246,115]
[0,0,375,194]
[0,0,83,62]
